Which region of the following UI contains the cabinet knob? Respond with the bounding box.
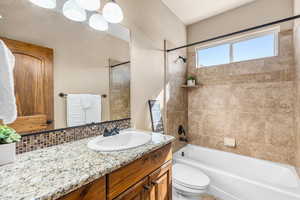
[46,120,53,125]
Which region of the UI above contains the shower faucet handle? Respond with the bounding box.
[178,125,186,136]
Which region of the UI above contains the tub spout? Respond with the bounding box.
[179,137,188,142]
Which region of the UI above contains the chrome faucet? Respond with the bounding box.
[103,127,120,137]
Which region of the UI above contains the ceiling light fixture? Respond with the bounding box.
[103,0,124,24]
[28,0,125,32]
[63,0,87,22]
[89,13,108,31]
[76,0,101,11]
[29,0,56,9]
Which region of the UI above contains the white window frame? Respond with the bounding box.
[195,26,280,68]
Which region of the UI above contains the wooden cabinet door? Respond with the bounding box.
[0,37,54,134]
[114,177,150,200]
[108,144,172,200]
[149,161,172,200]
[58,177,106,200]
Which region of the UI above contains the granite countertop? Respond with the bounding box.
[0,131,175,200]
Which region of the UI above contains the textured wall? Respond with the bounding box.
[294,0,300,175]
[165,42,188,151]
[187,0,293,44]
[118,0,187,130]
[187,31,296,165]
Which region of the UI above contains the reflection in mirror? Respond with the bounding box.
[0,0,130,134]
[109,60,130,121]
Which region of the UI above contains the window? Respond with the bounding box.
[196,29,278,68]
[197,43,230,66]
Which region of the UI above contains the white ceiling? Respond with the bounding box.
[0,0,130,42]
[162,0,256,25]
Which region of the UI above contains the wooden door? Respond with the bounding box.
[114,177,150,200]
[0,37,54,134]
[149,161,172,200]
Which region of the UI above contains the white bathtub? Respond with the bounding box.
[173,144,300,200]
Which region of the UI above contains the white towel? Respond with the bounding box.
[67,94,101,127]
[84,95,101,124]
[80,95,93,110]
[67,94,86,127]
[0,40,17,124]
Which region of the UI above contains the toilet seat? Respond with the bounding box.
[173,163,210,191]
[173,181,206,195]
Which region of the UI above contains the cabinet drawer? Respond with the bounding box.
[113,177,149,200]
[107,144,172,200]
[58,176,106,200]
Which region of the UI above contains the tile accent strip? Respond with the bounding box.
[16,118,130,154]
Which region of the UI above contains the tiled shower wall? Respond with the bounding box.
[165,41,188,152]
[294,11,300,174]
[109,59,131,121]
[187,30,297,165]
[16,118,130,154]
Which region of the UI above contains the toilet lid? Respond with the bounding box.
[173,163,210,190]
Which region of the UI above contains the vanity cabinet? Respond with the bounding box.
[57,144,172,200]
[149,161,172,200]
[58,177,106,200]
[113,161,172,200]
[108,144,172,200]
[113,177,149,200]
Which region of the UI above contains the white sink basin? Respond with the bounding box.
[87,130,152,152]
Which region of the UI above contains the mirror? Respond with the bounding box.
[0,0,131,134]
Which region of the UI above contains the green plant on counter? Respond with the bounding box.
[187,76,196,81]
[0,125,21,144]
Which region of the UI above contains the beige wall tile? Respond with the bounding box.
[166,43,188,152]
[249,143,295,165]
[264,82,294,114]
[230,112,266,144]
[265,113,296,147]
[296,167,300,177]
[202,111,230,137]
[186,31,297,165]
[229,84,265,113]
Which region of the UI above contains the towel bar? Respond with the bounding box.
[58,93,107,98]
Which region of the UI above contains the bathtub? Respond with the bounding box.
[173,145,300,200]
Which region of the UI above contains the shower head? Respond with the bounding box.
[175,56,187,64]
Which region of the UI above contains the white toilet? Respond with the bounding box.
[172,163,210,200]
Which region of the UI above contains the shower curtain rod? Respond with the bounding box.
[110,61,131,68]
[166,15,300,53]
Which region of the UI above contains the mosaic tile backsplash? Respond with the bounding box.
[16,118,130,154]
